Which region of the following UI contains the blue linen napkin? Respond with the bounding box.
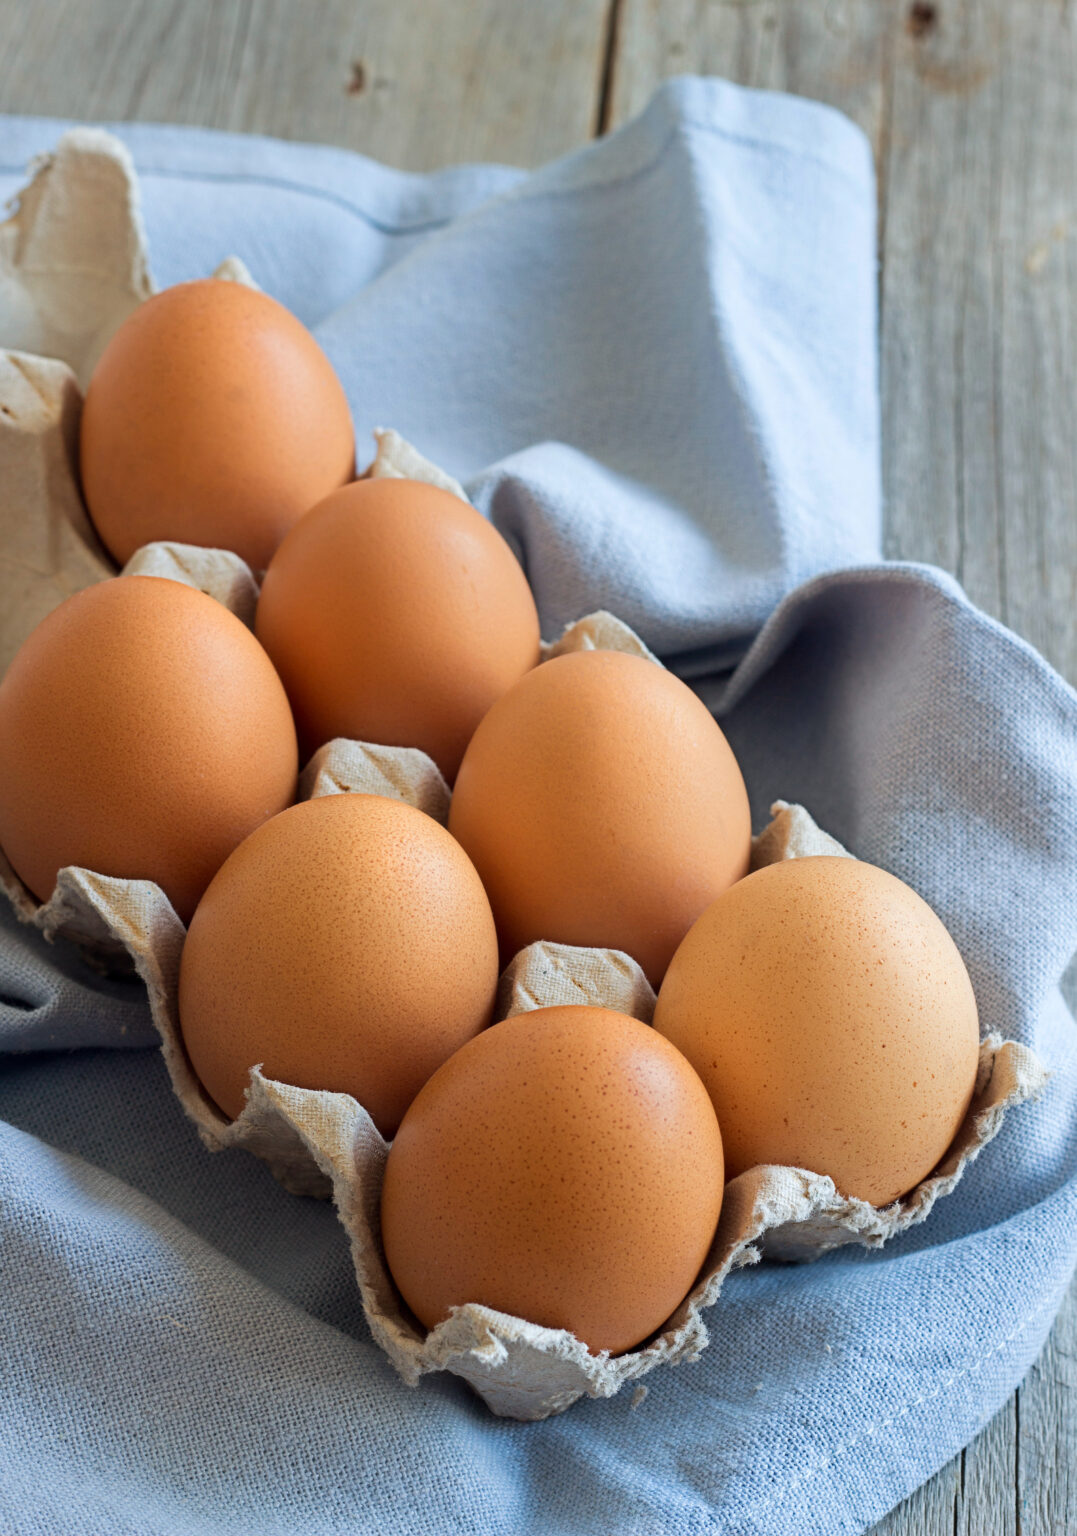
[0,78,1075,1536]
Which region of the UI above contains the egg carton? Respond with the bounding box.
[0,128,1050,1420]
[0,745,1047,1419]
[0,553,1048,1419]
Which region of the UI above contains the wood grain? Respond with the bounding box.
[608,0,1077,687]
[0,1,1073,1531]
[1020,1271,1077,1535]
[0,0,611,169]
[609,2,1077,1532]
[872,1454,960,1536]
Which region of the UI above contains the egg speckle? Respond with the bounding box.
[80,279,355,571]
[447,649,751,984]
[255,477,540,779]
[0,574,297,921]
[178,792,499,1135]
[653,856,981,1205]
[380,1004,724,1355]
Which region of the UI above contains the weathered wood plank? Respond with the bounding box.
[1020,1269,1077,1534]
[609,0,1077,686]
[609,6,1076,1534]
[872,1451,960,1536]
[607,0,888,144]
[961,1397,1020,1536]
[873,2,1077,1508]
[881,0,1077,686]
[0,0,611,169]
[873,1394,1022,1536]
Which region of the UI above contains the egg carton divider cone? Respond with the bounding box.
[0,128,1051,1419]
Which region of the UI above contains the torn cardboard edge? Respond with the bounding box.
[0,128,1051,1419]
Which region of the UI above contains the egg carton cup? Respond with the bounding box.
[0,127,270,674]
[0,127,1050,1419]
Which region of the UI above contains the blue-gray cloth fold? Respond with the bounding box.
[0,79,1074,1536]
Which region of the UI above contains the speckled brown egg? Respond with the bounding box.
[0,574,297,922]
[653,856,981,1206]
[380,1004,724,1355]
[80,279,355,571]
[447,649,752,985]
[178,793,499,1135]
[254,477,541,779]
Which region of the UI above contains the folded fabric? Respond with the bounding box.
[0,79,1075,1536]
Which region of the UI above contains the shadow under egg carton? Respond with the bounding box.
[0,127,1050,1419]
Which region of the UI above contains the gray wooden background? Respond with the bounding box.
[0,1,1073,1531]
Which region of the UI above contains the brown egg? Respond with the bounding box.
[380,1005,724,1355]
[0,575,297,922]
[178,793,498,1135]
[80,280,355,571]
[447,649,751,985]
[653,856,981,1206]
[254,478,541,779]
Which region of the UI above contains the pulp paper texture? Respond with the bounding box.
[0,132,265,672]
[0,332,1048,1413]
[0,94,1075,1532]
[0,676,1046,1416]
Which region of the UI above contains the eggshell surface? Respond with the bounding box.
[80,280,355,571]
[255,478,541,779]
[447,649,752,984]
[178,793,499,1136]
[380,1004,724,1356]
[0,575,297,922]
[653,855,981,1206]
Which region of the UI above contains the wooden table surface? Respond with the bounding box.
[0,2,1074,1531]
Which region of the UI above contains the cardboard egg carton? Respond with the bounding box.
[0,129,1051,1420]
[0,733,1047,1418]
